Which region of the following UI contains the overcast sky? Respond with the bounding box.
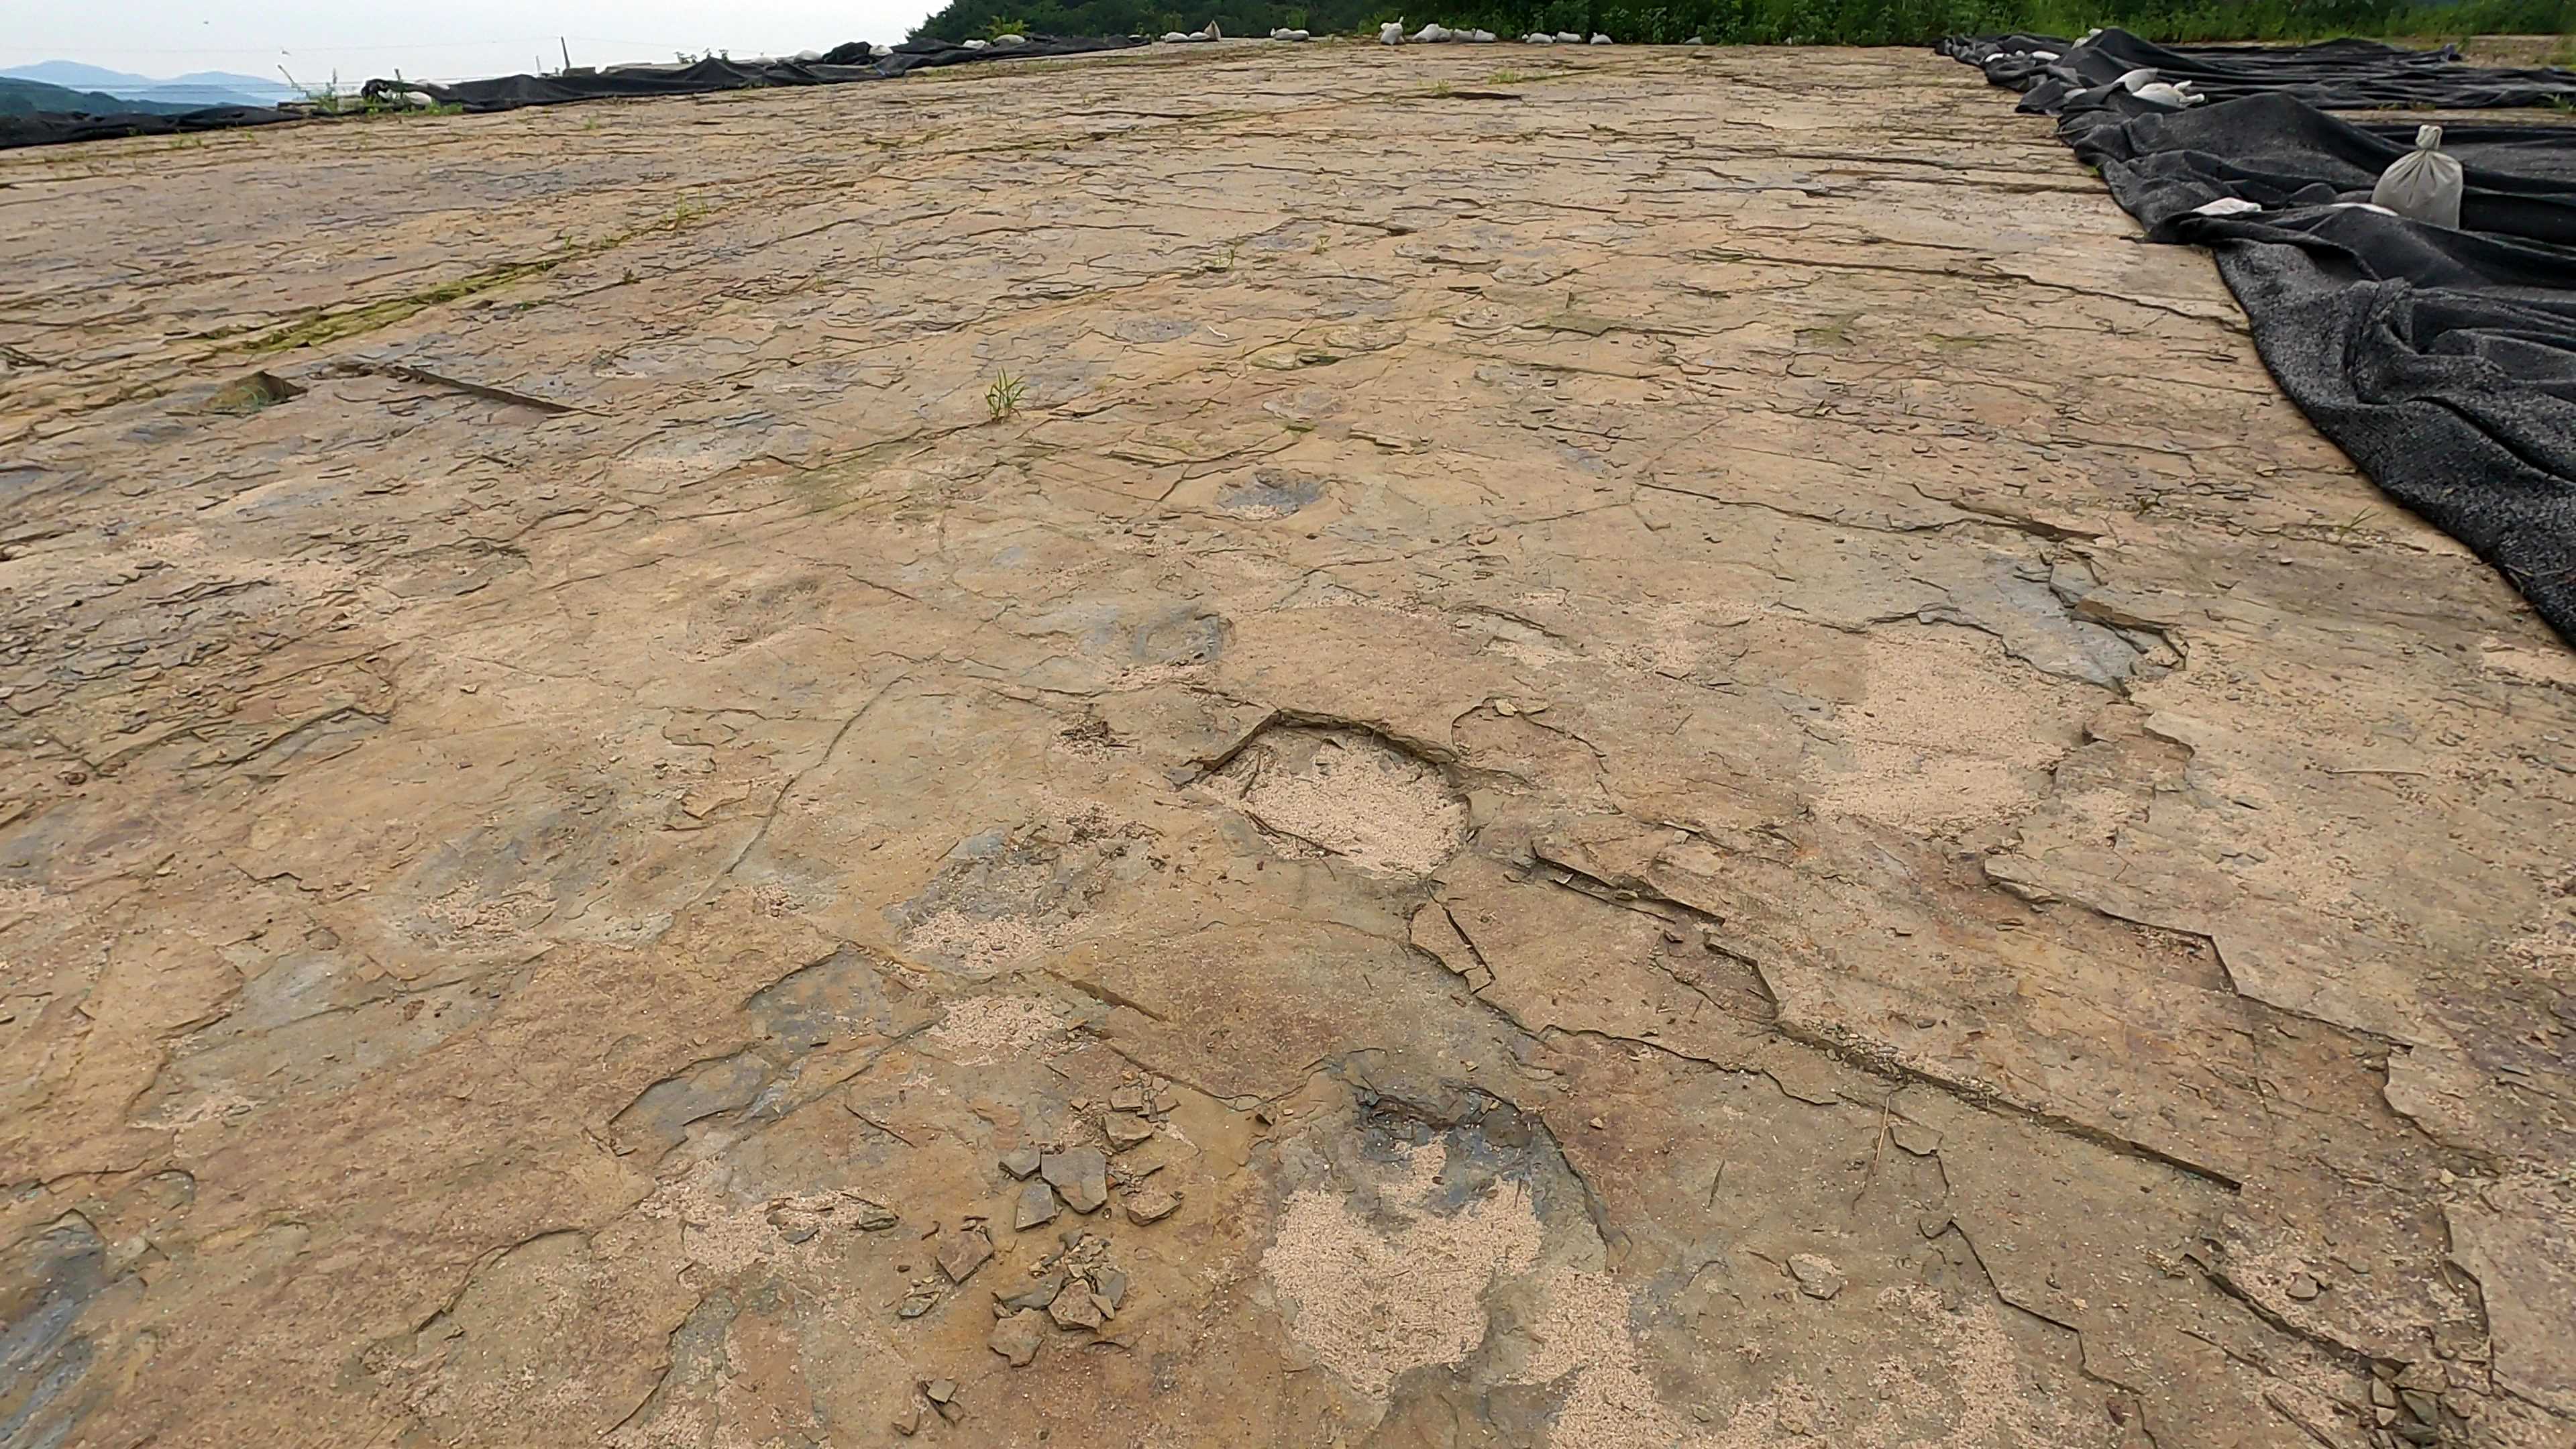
[3,0,943,85]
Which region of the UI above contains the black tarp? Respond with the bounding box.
[1943,28,2576,111]
[375,34,1144,115]
[0,103,293,150]
[1944,32,2576,640]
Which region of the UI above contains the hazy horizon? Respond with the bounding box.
[3,0,946,88]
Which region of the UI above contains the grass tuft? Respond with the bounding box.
[985,370,1030,420]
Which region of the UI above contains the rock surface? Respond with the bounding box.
[0,36,2569,1449]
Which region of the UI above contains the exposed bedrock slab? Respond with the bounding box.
[0,38,2569,1449]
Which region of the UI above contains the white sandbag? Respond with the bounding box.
[1161,30,1191,42]
[1203,19,1222,38]
[2371,124,2464,228]
[1555,31,1582,42]
[2191,197,2264,216]
[2132,81,2199,109]
[2331,201,2400,217]
[1381,19,1405,43]
[1411,22,1450,42]
[963,37,989,48]
[2029,49,2058,60]
[1589,32,1611,43]
[2114,66,2157,92]
[2076,28,2102,45]
[1269,26,1309,39]
[1525,32,1552,42]
[1682,34,1705,44]
[1467,29,1497,42]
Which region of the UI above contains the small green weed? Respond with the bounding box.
[985,370,1029,420]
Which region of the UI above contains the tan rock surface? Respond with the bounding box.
[2,38,2570,1449]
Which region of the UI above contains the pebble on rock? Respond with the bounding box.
[1124,1185,1181,1224]
[1001,1146,1042,1179]
[1788,1253,1845,1300]
[1104,1111,1156,1151]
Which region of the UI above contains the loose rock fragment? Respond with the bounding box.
[1015,1179,1061,1232]
[1104,1111,1156,1151]
[1110,1085,1148,1114]
[2285,1271,2321,1301]
[1788,1253,1845,1300]
[1001,1146,1042,1179]
[1124,1185,1181,1224]
[898,1285,941,1319]
[892,1403,921,1436]
[1042,1146,1110,1213]
[925,1379,955,1405]
[1000,1269,1067,1312]
[1049,1278,1108,1330]
[1091,1265,1130,1312]
[203,370,305,415]
[939,1227,994,1285]
[990,1309,1048,1366]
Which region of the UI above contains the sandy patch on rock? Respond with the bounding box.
[920,994,1070,1066]
[1809,630,2080,834]
[1262,1142,1543,1400]
[1206,724,1468,875]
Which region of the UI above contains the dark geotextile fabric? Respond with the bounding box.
[1945,34,2576,641]
[1941,28,2576,112]
[0,104,292,150]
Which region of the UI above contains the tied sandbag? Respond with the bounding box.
[2373,125,2465,229]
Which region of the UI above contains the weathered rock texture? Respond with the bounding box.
[1,39,2570,1449]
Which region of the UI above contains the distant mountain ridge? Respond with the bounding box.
[0,61,292,107]
[0,76,207,118]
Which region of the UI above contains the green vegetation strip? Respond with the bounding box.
[225,203,711,355]
[924,0,2569,52]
